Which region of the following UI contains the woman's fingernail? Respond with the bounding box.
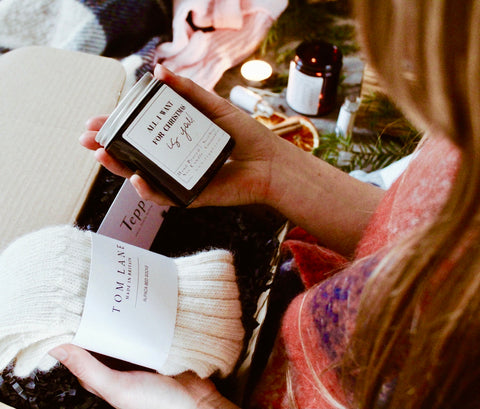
[130,174,144,191]
[154,63,173,79]
[49,346,68,362]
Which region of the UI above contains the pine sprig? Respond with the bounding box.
[356,92,420,141]
[313,129,421,173]
[313,90,423,173]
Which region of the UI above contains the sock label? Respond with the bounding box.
[73,232,178,371]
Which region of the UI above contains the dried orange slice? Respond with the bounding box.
[254,113,320,152]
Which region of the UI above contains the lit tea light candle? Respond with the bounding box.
[240,60,273,82]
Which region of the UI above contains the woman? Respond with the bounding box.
[51,0,480,408]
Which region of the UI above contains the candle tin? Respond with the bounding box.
[96,72,235,206]
[286,40,343,116]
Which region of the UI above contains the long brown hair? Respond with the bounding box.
[342,1,480,408]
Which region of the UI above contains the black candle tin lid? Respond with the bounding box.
[96,73,159,147]
[294,40,343,76]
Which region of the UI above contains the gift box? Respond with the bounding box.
[0,47,287,408]
[0,46,126,251]
[0,46,125,408]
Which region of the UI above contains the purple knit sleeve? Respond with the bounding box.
[309,253,383,364]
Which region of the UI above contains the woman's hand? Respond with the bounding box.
[80,64,283,208]
[49,345,239,409]
[80,64,384,256]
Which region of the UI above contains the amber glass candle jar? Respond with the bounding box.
[286,40,343,116]
[96,73,235,206]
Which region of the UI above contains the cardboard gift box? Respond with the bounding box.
[0,46,126,251]
[0,46,126,408]
[0,46,287,409]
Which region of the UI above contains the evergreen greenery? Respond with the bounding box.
[256,0,358,91]
[313,128,421,173]
[259,0,358,61]
[313,93,422,173]
[260,0,423,173]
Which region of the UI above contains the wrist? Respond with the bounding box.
[263,137,316,209]
[176,373,240,409]
[262,138,384,256]
[197,392,240,409]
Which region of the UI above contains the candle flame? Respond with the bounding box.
[240,60,273,82]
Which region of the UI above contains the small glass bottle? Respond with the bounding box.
[286,40,343,116]
[335,97,361,138]
[96,73,235,206]
[229,85,274,117]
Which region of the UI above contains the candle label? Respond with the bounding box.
[122,85,230,190]
[73,232,178,371]
[286,61,324,115]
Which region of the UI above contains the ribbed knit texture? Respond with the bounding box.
[0,225,244,378]
[162,250,244,378]
[0,226,90,377]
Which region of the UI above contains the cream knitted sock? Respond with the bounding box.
[161,250,244,378]
[0,225,244,378]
